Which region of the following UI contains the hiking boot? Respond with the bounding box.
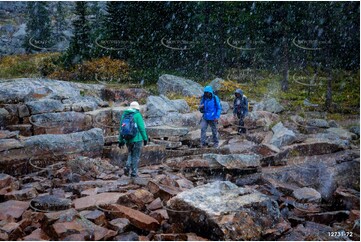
[123,167,130,176]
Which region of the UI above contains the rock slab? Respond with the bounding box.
[167,181,281,240]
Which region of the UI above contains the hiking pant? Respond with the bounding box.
[125,141,142,177]
[237,113,246,134]
[200,118,219,146]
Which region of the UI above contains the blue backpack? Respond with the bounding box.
[120,113,138,140]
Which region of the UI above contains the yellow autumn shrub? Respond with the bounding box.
[0,52,60,78]
[49,57,129,83]
[184,96,199,111]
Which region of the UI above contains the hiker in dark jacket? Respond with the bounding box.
[119,101,148,177]
[233,89,248,134]
[199,86,222,148]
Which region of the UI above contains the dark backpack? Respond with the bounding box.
[235,95,249,114]
[120,113,138,140]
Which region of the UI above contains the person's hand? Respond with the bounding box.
[118,142,125,148]
[143,140,148,146]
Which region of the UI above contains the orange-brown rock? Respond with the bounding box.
[4,187,38,201]
[0,173,15,189]
[153,233,188,241]
[79,210,106,226]
[146,197,163,211]
[148,181,182,201]
[74,192,125,211]
[149,209,169,223]
[117,189,154,210]
[103,204,160,231]
[22,210,44,228]
[0,222,23,240]
[23,228,50,241]
[51,218,116,241]
[0,200,29,220]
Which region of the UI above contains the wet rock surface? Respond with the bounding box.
[0,78,359,241]
[167,181,282,240]
[157,74,203,97]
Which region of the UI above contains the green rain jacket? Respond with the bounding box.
[119,109,148,144]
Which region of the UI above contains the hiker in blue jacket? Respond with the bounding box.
[199,86,222,148]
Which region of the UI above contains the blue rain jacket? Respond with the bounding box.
[199,86,222,120]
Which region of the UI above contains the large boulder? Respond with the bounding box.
[170,99,190,113]
[269,122,296,148]
[146,95,178,118]
[325,127,358,140]
[167,181,282,240]
[244,111,280,129]
[263,136,346,166]
[0,78,104,104]
[0,128,104,175]
[30,111,92,135]
[208,78,225,92]
[263,150,359,201]
[157,74,203,97]
[178,112,202,129]
[253,98,284,113]
[26,99,64,115]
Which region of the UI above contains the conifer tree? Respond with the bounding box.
[54,2,66,42]
[64,1,91,65]
[102,1,128,59]
[23,2,52,52]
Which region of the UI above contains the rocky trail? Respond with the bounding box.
[0,76,359,241]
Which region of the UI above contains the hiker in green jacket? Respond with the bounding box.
[119,101,148,177]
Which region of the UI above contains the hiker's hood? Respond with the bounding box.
[204,86,214,94]
[235,89,243,96]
